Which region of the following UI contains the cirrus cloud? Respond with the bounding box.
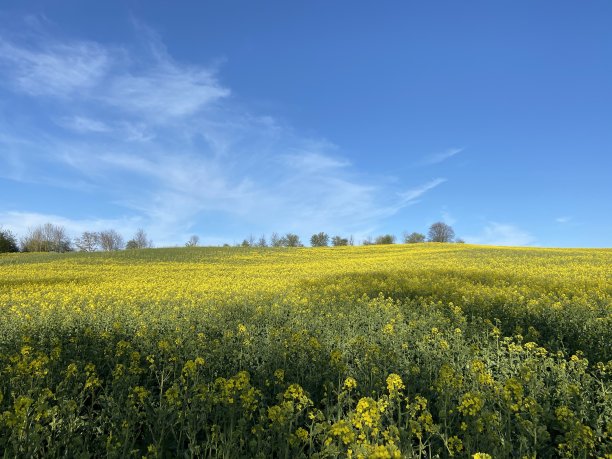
[0,19,451,245]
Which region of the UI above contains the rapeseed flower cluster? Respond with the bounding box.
[0,244,610,456]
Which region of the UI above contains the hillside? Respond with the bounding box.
[1,244,610,457]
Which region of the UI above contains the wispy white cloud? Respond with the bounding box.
[420,148,463,166]
[555,216,571,224]
[0,21,448,244]
[398,178,446,204]
[106,67,229,120]
[281,151,350,173]
[465,222,535,246]
[56,116,111,133]
[0,38,110,97]
[0,25,228,121]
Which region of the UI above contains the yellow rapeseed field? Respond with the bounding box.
[0,244,610,457]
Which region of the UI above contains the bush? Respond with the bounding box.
[332,236,349,247]
[404,232,425,244]
[374,234,395,245]
[0,228,19,253]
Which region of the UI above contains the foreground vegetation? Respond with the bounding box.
[0,244,610,457]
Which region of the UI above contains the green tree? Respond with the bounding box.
[284,233,303,247]
[0,227,19,252]
[310,232,329,247]
[331,235,349,246]
[404,232,426,244]
[125,240,139,249]
[375,234,396,244]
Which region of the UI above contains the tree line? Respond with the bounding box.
[235,222,462,248]
[0,221,462,253]
[0,224,153,253]
[234,232,348,248]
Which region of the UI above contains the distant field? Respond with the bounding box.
[1,244,610,457]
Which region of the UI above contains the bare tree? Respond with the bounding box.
[46,223,70,252]
[126,228,152,249]
[428,222,455,242]
[98,229,124,251]
[74,231,100,252]
[185,235,200,247]
[270,232,283,247]
[21,227,44,252]
[404,232,426,244]
[256,235,267,247]
[21,223,71,252]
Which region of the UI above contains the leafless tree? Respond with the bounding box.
[428,222,455,242]
[21,223,71,252]
[98,229,124,251]
[270,232,283,247]
[256,235,267,247]
[185,235,200,247]
[74,231,100,252]
[126,228,152,249]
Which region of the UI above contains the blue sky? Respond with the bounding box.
[1,1,611,247]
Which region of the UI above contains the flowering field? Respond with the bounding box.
[0,244,610,457]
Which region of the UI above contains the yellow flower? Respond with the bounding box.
[352,397,383,430]
[386,373,405,394]
[344,377,358,391]
[329,419,355,444]
[458,392,484,416]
